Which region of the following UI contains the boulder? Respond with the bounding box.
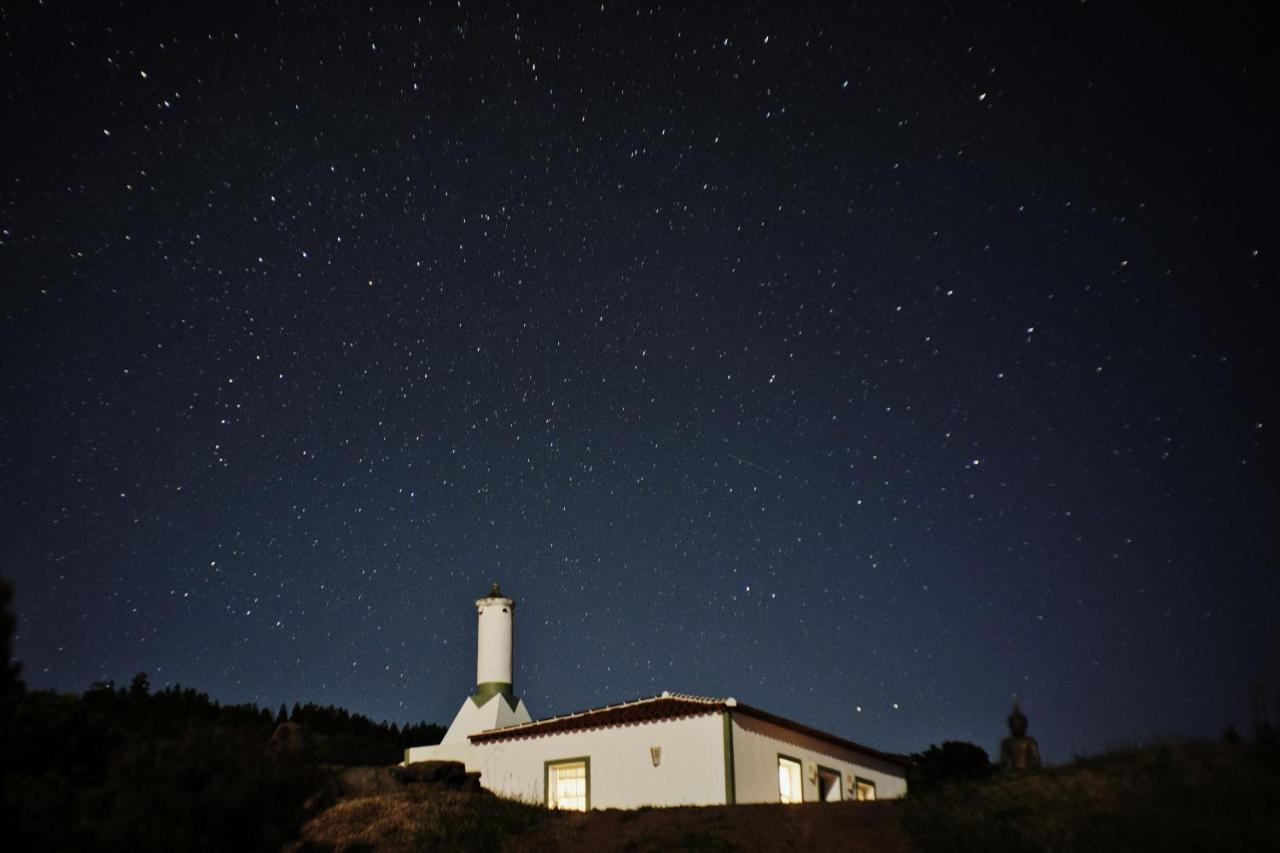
[396,760,466,786]
[335,765,405,797]
[395,760,483,790]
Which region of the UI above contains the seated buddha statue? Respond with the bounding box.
[999,703,1042,771]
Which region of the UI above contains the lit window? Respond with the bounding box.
[854,777,876,801]
[818,767,842,802]
[778,756,803,804]
[546,758,589,811]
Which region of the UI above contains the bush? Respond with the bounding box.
[0,675,444,851]
[908,741,993,793]
[903,741,1280,853]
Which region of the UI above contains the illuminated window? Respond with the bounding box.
[778,756,803,804]
[818,766,843,802]
[546,758,589,811]
[854,777,876,801]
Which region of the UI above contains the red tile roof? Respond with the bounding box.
[467,692,908,767]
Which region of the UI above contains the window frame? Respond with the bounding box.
[777,753,804,804]
[853,775,877,801]
[816,764,843,802]
[544,756,591,811]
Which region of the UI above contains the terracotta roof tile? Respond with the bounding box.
[467,692,908,767]
[468,693,722,743]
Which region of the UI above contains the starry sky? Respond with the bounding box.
[2,1,1277,763]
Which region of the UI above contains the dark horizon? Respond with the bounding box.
[2,1,1277,765]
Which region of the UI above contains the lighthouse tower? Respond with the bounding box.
[438,582,533,744]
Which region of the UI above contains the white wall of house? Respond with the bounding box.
[730,713,908,803]
[467,712,728,809]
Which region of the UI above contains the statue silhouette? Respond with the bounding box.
[999,703,1042,771]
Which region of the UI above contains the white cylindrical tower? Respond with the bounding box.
[473,582,515,705]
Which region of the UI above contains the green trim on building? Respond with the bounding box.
[544,755,592,811]
[722,710,737,805]
[470,681,518,709]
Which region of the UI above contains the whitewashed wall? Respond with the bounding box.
[467,712,728,808]
[730,713,908,803]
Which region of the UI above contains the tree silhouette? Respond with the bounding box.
[0,576,23,699]
[909,741,993,793]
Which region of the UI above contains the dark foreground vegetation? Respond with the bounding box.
[903,738,1280,853]
[295,784,555,853]
[287,739,1280,852]
[0,677,445,852]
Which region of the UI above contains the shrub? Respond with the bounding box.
[903,741,1280,853]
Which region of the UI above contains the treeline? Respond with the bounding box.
[286,698,446,760]
[0,578,445,852]
[62,671,447,765]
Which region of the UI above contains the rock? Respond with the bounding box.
[336,766,405,797]
[395,760,486,790]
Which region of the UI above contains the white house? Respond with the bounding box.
[406,584,908,809]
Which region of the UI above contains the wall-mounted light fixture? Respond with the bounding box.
[650,746,662,767]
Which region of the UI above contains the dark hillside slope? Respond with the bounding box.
[904,741,1280,853]
[295,741,1280,852]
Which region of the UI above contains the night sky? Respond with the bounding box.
[3,1,1277,764]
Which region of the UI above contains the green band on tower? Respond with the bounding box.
[471,681,517,710]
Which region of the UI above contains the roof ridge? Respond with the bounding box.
[471,691,723,737]
[659,691,724,703]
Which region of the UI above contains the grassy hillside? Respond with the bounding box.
[294,791,910,853]
[904,740,1280,853]
[293,740,1280,852]
[293,787,553,852]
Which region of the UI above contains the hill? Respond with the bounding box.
[292,740,1280,852]
[294,787,910,852]
[903,739,1280,852]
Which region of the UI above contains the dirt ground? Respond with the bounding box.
[504,800,914,852]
